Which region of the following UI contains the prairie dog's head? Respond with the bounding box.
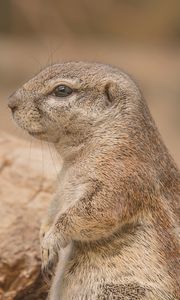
[8,61,141,145]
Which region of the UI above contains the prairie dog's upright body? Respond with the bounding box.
[9,62,180,300]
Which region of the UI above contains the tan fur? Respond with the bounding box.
[9,62,180,299]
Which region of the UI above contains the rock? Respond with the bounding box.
[0,132,61,300]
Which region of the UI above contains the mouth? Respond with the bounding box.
[28,130,46,136]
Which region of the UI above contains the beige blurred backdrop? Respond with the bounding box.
[0,0,180,165]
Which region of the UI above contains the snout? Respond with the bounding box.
[8,92,19,113]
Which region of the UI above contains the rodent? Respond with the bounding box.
[8,61,180,299]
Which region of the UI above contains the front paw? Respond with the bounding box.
[41,228,59,276]
[41,227,69,280]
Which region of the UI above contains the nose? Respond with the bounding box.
[8,92,19,113]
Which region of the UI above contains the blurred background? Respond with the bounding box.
[0,0,180,165]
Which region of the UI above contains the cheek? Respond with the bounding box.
[41,99,71,123]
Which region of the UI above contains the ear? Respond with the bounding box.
[104,80,127,106]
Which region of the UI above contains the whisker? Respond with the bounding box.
[43,123,60,181]
[47,140,60,180]
[28,136,33,166]
[40,139,45,181]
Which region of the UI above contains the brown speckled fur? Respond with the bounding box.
[98,283,147,299]
[9,62,180,300]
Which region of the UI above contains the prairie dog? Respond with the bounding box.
[9,61,180,299]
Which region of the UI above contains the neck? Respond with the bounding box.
[55,143,84,163]
[54,127,125,166]
[54,134,88,164]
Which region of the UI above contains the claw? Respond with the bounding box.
[41,266,53,284]
[41,254,57,284]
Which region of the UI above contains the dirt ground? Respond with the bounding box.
[0,37,179,166]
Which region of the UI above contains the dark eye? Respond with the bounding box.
[53,85,73,97]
